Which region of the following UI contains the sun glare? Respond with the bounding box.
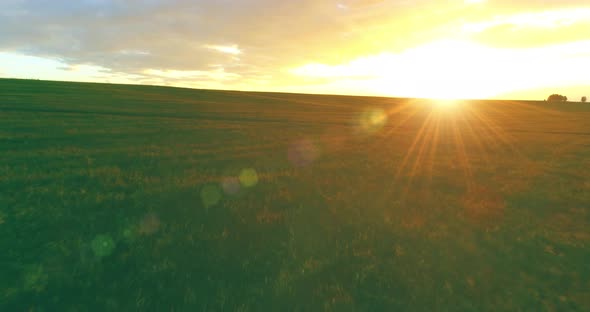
[292,37,590,100]
[291,40,504,100]
[432,99,460,111]
[380,40,500,100]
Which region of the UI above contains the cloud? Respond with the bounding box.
[461,7,590,47]
[1,0,589,96]
[143,68,241,80]
[204,44,242,55]
[473,7,590,30]
[0,1,436,77]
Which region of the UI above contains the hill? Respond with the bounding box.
[1,78,589,310]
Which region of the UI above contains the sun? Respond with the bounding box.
[291,39,504,100]
[437,99,457,106]
[432,99,460,110]
[369,40,501,100]
[399,40,497,100]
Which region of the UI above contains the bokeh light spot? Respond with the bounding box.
[138,213,161,236]
[369,110,387,125]
[239,168,259,188]
[358,108,387,134]
[221,176,241,195]
[288,138,321,167]
[91,234,116,258]
[201,183,223,207]
[122,226,138,242]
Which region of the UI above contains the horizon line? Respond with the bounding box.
[0,76,575,103]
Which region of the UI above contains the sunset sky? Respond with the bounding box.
[1,0,589,100]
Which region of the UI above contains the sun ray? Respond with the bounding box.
[465,107,503,152]
[402,110,440,198]
[395,110,436,181]
[466,104,520,155]
[409,111,438,179]
[451,112,474,189]
[461,106,491,165]
[393,110,439,203]
[370,100,422,151]
[383,99,423,130]
[426,112,442,187]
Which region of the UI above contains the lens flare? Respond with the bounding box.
[239,168,259,187]
[91,234,116,258]
[221,176,241,195]
[201,184,222,207]
[138,213,161,235]
[288,138,321,167]
[357,108,387,134]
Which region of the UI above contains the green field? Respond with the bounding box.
[1,78,589,311]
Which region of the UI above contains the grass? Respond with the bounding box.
[1,78,589,311]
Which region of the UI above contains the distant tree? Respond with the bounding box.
[547,94,567,102]
[582,96,587,103]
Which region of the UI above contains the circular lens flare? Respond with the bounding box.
[357,108,387,134]
[239,168,259,187]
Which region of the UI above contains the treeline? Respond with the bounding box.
[546,94,587,103]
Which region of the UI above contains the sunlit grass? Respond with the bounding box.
[1,79,589,311]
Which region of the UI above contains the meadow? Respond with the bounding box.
[1,78,589,311]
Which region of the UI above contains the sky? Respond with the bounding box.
[1,0,589,100]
